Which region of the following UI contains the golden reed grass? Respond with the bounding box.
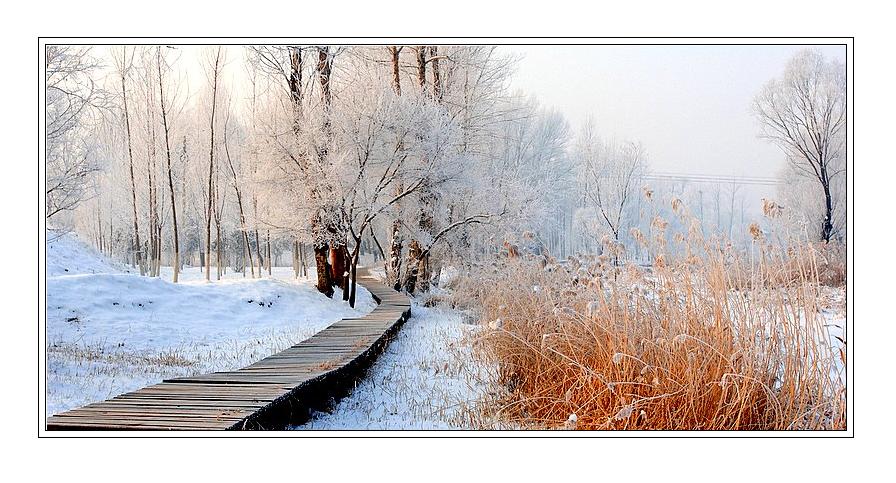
[462,215,846,430]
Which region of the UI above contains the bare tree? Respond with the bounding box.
[139,51,162,277]
[156,47,181,282]
[111,47,143,273]
[753,49,845,243]
[204,47,224,281]
[223,108,255,278]
[386,46,404,290]
[576,121,646,250]
[46,46,104,220]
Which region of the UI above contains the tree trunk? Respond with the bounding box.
[388,46,401,95]
[417,251,431,292]
[266,230,272,275]
[430,46,442,102]
[205,48,221,282]
[386,47,404,291]
[145,81,159,278]
[154,223,162,277]
[224,122,254,278]
[216,209,223,280]
[157,47,180,283]
[388,220,403,290]
[349,258,359,309]
[254,227,264,276]
[330,241,349,300]
[416,46,426,92]
[403,239,422,294]
[342,246,350,301]
[314,241,333,297]
[821,177,834,243]
[293,239,299,278]
[118,51,143,276]
[349,240,361,308]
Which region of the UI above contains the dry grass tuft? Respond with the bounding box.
[461,223,846,430]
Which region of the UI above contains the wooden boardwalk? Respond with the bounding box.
[46,270,411,430]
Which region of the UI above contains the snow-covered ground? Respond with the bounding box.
[293,302,499,430]
[47,231,134,277]
[46,231,375,417]
[819,285,847,386]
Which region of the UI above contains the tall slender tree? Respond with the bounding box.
[156,47,181,282]
[204,47,223,281]
[113,47,143,274]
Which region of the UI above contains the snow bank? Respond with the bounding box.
[47,229,132,277]
[46,232,375,416]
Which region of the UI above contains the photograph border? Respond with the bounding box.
[38,36,854,439]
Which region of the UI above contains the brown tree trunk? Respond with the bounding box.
[416,46,426,93]
[288,47,303,109]
[330,241,349,300]
[386,47,404,291]
[403,45,436,292]
[430,46,442,102]
[417,250,431,293]
[314,47,341,296]
[314,240,333,297]
[403,239,422,294]
[388,46,402,95]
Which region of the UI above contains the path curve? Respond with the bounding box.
[46,269,411,430]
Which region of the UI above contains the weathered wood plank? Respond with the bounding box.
[46,272,411,431]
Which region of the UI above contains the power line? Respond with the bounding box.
[642,172,782,186]
[648,171,780,182]
[585,171,783,186]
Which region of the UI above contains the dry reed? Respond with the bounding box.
[463,218,846,430]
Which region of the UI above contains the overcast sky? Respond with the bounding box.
[96,45,845,182]
[93,43,846,205]
[501,44,846,183]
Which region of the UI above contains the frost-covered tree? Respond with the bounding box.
[574,120,646,253]
[753,49,845,243]
[46,46,106,220]
[49,44,582,298]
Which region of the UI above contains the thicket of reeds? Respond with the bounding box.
[457,202,846,430]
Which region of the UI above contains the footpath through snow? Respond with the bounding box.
[45,231,375,417]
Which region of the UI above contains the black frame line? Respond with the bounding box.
[38,36,854,439]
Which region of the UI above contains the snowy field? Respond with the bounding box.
[293,302,499,430]
[45,232,375,417]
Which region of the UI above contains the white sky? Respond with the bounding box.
[501,44,846,181]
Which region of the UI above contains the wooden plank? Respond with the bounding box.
[47,272,411,431]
